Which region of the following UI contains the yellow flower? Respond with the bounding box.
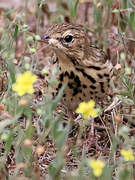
[12,71,37,96]
[120,149,135,161]
[89,159,105,177]
[76,100,98,119]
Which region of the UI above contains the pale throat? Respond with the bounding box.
[54,49,70,63]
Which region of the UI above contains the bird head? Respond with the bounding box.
[40,23,88,60]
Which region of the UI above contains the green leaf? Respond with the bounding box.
[6,59,16,84]
[73,0,79,18]
[49,152,65,179]
[118,168,133,180]
[13,25,18,39]
[5,129,14,154]
[55,125,69,149]
[129,12,135,30]
[0,120,12,133]
[119,19,127,32]
[51,116,69,149]
[94,8,102,24]
[101,166,114,180]
[52,84,66,108]
[123,0,128,9]
[24,107,32,119]
[130,12,135,22]
[65,0,78,19]
[118,96,134,105]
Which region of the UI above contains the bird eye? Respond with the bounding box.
[64,35,73,43]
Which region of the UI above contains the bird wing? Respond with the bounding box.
[82,45,109,66]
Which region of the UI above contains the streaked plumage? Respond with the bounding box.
[41,23,113,110]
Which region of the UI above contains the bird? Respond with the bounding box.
[40,23,113,111]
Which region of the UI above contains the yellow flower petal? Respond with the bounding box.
[89,159,105,177]
[76,100,99,119]
[120,149,135,161]
[93,168,102,177]
[12,71,37,96]
[88,100,95,108]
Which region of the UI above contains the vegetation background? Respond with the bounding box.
[0,0,135,179]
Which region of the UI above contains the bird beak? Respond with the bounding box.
[40,34,50,43]
[40,35,59,48]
